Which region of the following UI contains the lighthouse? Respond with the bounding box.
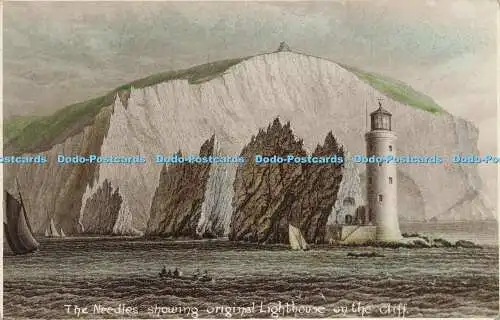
[365,100,402,242]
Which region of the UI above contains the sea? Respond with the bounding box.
[3,222,499,319]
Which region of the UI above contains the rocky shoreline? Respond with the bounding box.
[327,233,484,249]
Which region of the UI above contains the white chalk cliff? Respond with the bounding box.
[329,151,364,225]
[4,50,495,236]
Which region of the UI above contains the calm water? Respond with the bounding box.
[3,222,499,319]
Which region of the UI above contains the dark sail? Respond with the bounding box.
[4,191,39,255]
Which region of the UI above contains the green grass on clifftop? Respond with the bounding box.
[4,115,40,143]
[340,64,442,114]
[4,54,442,154]
[4,57,249,154]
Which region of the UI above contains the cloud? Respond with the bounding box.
[3,1,496,120]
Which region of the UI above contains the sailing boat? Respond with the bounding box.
[288,224,309,251]
[45,218,61,237]
[60,228,66,238]
[3,187,40,255]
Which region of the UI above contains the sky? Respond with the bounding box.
[2,0,498,203]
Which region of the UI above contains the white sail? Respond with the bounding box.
[44,228,49,237]
[60,228,66,238]
[289,224,308,250]
[48,219,60,237]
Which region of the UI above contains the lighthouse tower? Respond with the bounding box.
[365,101,402,242]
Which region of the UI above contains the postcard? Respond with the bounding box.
[2,1,498,319]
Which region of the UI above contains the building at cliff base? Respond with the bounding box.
[327,101,402,244]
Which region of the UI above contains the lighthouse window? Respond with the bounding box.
[368,177,372,185]
[389,145,393,151]
[378,162,382,167]
[382,117,389,129]
[378,194,383,202]
[389,177,393,184]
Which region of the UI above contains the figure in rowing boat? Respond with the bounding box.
[158,266,213,282]
[159,266,177,278]
[198,270,212,282]
[192,268,201,280]
[159,266,168,278]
